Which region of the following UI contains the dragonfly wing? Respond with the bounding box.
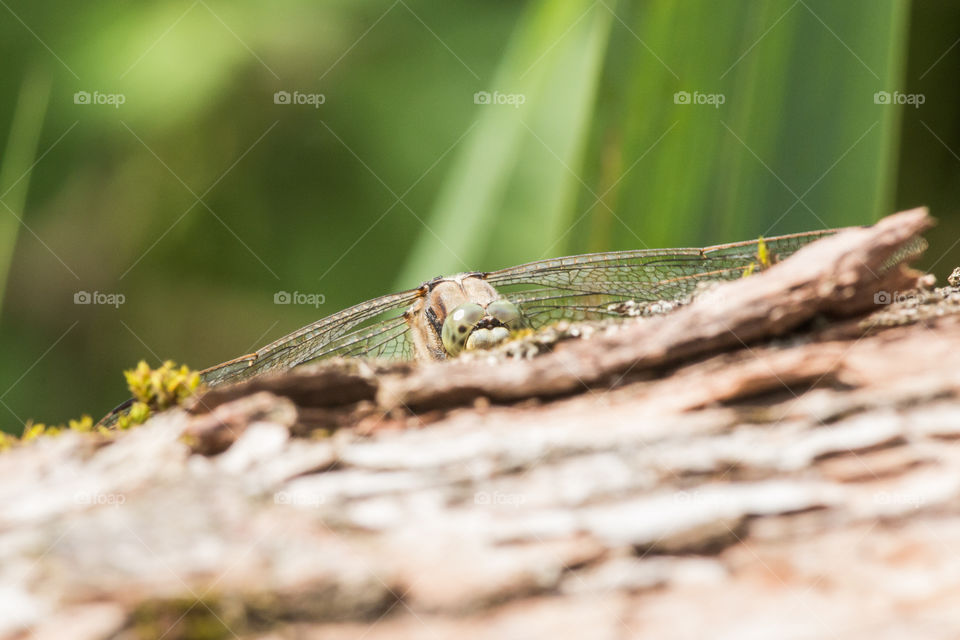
[299,315,414,361]
[487,230,841,328]
[200,289,420,386]
[502,289,637,329]
[200,232,843,383]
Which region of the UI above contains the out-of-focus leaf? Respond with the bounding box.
[581,0,910,252]
[395,0,614,285]
[0,67,50,318]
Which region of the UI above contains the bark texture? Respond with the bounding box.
[5,208,960,640]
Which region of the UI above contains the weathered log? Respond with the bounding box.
[6,208,960,640]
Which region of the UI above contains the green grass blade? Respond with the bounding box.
[394,0,614,286]
[585,0,910,252]
[0,67,50,318]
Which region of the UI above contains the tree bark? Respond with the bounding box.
[4,208,960,640]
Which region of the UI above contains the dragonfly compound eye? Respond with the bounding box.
[441,303,485,356]
[486,299,521,329]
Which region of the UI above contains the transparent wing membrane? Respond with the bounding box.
[487,230,839,327]
[200,229,841,386]
[200,289,421,385]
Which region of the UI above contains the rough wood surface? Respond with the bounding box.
[4,208,960,640]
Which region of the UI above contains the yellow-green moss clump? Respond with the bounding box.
[741,237,770,278]
[3,360,202,450]
[117,360,202,429]
[0,415,99,451]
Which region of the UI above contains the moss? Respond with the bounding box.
[741,237,770,278]
[116,401,151,430]
[15,414,95,443]
[112,360,203,429]
[0,431,17,451]
[121,360,202,428]
[6,361,202,450]
[756,236,771,268]
[131,597,242,640]
[20,421,50,441]
[68,415,94,432]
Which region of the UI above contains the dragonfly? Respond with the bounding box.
[197,228,840,387]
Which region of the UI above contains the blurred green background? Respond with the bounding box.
[1,0,958,431]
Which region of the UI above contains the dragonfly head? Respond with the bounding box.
[407,275,522,359]
[441,299,521,356]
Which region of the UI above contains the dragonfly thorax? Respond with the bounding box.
[404,274,521,360]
